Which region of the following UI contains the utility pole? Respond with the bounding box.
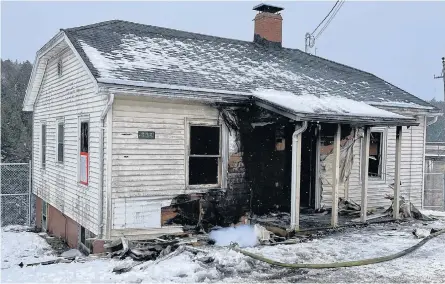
[434,57,445,104]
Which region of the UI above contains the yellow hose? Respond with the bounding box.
[230,228,445,269]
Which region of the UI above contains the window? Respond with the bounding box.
[368,131,384,178]
[41,124,47,169]
[57,122,64,163]
[188,125,221,185]
[80,121,89,185]
[79,226,95,253]
[57,60,63,76]
[42,200,48,231]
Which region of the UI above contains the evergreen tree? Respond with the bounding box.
[1,59,33,162]
[426,99,445,142]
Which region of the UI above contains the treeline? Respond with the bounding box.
[426,99,445,142]
[0,59,444,162]
[1,60,33,162]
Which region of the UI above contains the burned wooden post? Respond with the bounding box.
[360,126,370,222]
[331,124,341,227]
[393,125,403,219]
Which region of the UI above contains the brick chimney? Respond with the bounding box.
[253,3,284,46]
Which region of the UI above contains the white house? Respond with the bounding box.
[23,4,441,253]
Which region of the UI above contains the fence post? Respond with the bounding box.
[28,160,32,226]
[443,173,445,211]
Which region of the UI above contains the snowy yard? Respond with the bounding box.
[2,214,445,283]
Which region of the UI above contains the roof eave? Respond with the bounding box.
[256,99,418,127]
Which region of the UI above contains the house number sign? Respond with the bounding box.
[138,131,155,139]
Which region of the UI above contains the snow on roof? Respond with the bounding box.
[63,20,436,111]
[252,89,407,119]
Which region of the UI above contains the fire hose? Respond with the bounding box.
[229,228,445,269]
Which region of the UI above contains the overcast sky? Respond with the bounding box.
[2,1,444,101]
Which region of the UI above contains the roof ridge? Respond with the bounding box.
[63,20,123,32]
[114,19,257,45]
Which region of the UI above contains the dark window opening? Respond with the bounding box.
[41,124,46,168]
[188,126,220,185]
[42,201,48,231]
[369,132,383,177]
[190,126,220,155]
[189,157,218,185]
[80,226,86,245]
[58,122,64,163]
[80,122,89,153]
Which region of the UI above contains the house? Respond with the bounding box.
[23,4,441,253]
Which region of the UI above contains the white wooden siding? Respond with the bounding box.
[321,117,426,209]
[110,98,220,237]
[32,47,106,236]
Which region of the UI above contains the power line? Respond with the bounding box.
[315,0,346,40]
[311,0,340,35]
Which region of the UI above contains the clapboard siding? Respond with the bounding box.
[32,47,105,236]
[111,98,219,235]
[339,118,426,209]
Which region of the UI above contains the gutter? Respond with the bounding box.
[98,92,114,238]
[427,116,439,127]
[290,121,308,230]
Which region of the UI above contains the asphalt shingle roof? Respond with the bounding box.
[64,20,436,109]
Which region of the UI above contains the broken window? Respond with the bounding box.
[188,125,221,185]
[369,131,383,178]
[80,120,89,185]
[41,124,46,169]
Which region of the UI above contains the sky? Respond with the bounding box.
[1,1,444,101]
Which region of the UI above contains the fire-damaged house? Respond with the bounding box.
[23,4,441,253]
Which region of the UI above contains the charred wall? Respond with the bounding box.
[222,105,296,215]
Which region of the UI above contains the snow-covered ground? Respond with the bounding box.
[2,217,445,283]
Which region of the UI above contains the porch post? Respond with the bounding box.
[331,124,341,227]
[360,126,370,222]
[393,125,403,219]
[290,122,308,230]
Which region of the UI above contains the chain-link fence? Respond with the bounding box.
[424,159,445,211]
[1,162,33,226]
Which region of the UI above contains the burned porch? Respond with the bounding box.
[213,89,420,232]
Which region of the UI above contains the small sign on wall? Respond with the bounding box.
[138,131,155,139]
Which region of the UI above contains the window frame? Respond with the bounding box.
[360,127,387,182]
[41,122,47,170]
[42,200,48,231]
[78,116,90,187]
[56,119,65,164]
[186,119,223,189]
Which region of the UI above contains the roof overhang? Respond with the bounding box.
[97,78,251,105]
[252,90,419,127]
[366,101,442,116]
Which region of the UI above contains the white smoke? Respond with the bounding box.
[209,225,259,248]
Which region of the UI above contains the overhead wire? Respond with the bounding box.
[315,0,346,40]
[311,0,340,35]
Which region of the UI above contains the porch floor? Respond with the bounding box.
[251,209,394,231]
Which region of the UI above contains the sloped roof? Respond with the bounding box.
[63,20,436,111]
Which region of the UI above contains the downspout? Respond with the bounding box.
[98,93,114,238]
[290,121,308,230]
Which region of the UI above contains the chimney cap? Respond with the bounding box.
[253,3,283,14]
